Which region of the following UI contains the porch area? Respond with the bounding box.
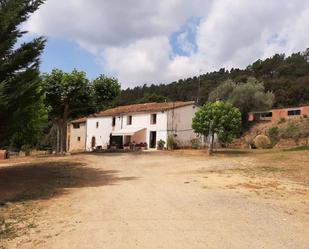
[110,127,148,150]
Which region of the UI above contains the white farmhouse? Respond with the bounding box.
[85,101,198,151]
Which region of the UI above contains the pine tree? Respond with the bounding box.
[0,0,46,149]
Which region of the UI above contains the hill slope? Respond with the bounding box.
[116,49,309,108]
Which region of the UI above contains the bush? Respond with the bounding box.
[190,138,201,149]
[281,123,300,143]
[253,135,272,149]
[167,135,178,151]
[157,139,165,150]
[267,126,280,146]
[21,144,32,156]
[278,118,286,124]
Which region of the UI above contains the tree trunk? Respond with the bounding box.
[60,104,69,154]
[56,123,60,153]
[208,133,214,155]
[60,121,67,153]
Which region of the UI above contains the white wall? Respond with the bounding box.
[86,112,168,150]
[121,111,168,147]
[85,105,197,150]
[167,104,198,146]
[86,117,113,151]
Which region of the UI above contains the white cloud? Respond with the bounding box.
[27,0,309,87]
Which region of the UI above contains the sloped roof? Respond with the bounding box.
[70,117,87,123]
[93,101,195,117]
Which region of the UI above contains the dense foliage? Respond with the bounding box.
[92,75,121,111]
[192,101,241,154]
[43,69,121,152]
[115,49,309,108]
[0,0,46,149]
[209,77,274,122]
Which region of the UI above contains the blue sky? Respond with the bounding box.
[25,0,309,87]
[37,17,201,80]
[41,38,102,79]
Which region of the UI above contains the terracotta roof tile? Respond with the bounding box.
[94,101,195,117]
[71,117,87,123]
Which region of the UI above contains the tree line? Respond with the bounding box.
[116,49,309,108]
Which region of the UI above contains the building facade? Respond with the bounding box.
[67,117,87,152]
[86,101,198,151]
[68,101,197,152]
[248,105,309,123]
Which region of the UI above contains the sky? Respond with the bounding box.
[25,0,309,88]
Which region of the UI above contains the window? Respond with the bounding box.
[112,117,116,126]
[73,123,80,129]
[260,112,272,118]
[96,121,99,128]
[150,113,157,124]
[77,137,81,142]
[127,115,132,125]
[288,109,301,116]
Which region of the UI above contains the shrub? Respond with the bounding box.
[190,138,201,149]
[167,135,178,151]
[267,126,280,146]
[21,144,32,156]
[278,118,286,124]
[281,123,300,143]
[157,139,165,150]
[253,135,272,149]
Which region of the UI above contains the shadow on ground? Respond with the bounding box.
[0,161,137,205]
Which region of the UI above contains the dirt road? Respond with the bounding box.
[1,150,309,249]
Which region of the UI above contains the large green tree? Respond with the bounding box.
[92,75,121,111]
[0,0,47,149]
[43,69,92,153]
[43,69,121,153]
[192,101,241,155]
[208,77,274,122]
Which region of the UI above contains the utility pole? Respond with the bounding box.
[197,69,202,104]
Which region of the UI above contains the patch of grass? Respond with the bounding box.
[284,146,309,152]
[222,166,288,176]
[27,223,37,229]
[256,166,287,173]
[0,216,17,240]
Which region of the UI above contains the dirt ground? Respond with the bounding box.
[1,149,309,249]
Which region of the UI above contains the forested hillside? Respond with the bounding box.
[116,49,309,108]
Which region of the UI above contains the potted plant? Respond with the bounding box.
[110,142,117,150]
[157,139,165,150]
[123,143,130,150]
[140,142,148,150]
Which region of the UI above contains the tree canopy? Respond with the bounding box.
[0,0,46,149]
[114,49,309,108]
[192,101,241,154]
[92,75,121,111]
[43,69,121,153]
[208,77,274,121]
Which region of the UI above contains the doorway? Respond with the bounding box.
[91,136,96,148]
[110,136,123,149]
[149,131,157,148]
